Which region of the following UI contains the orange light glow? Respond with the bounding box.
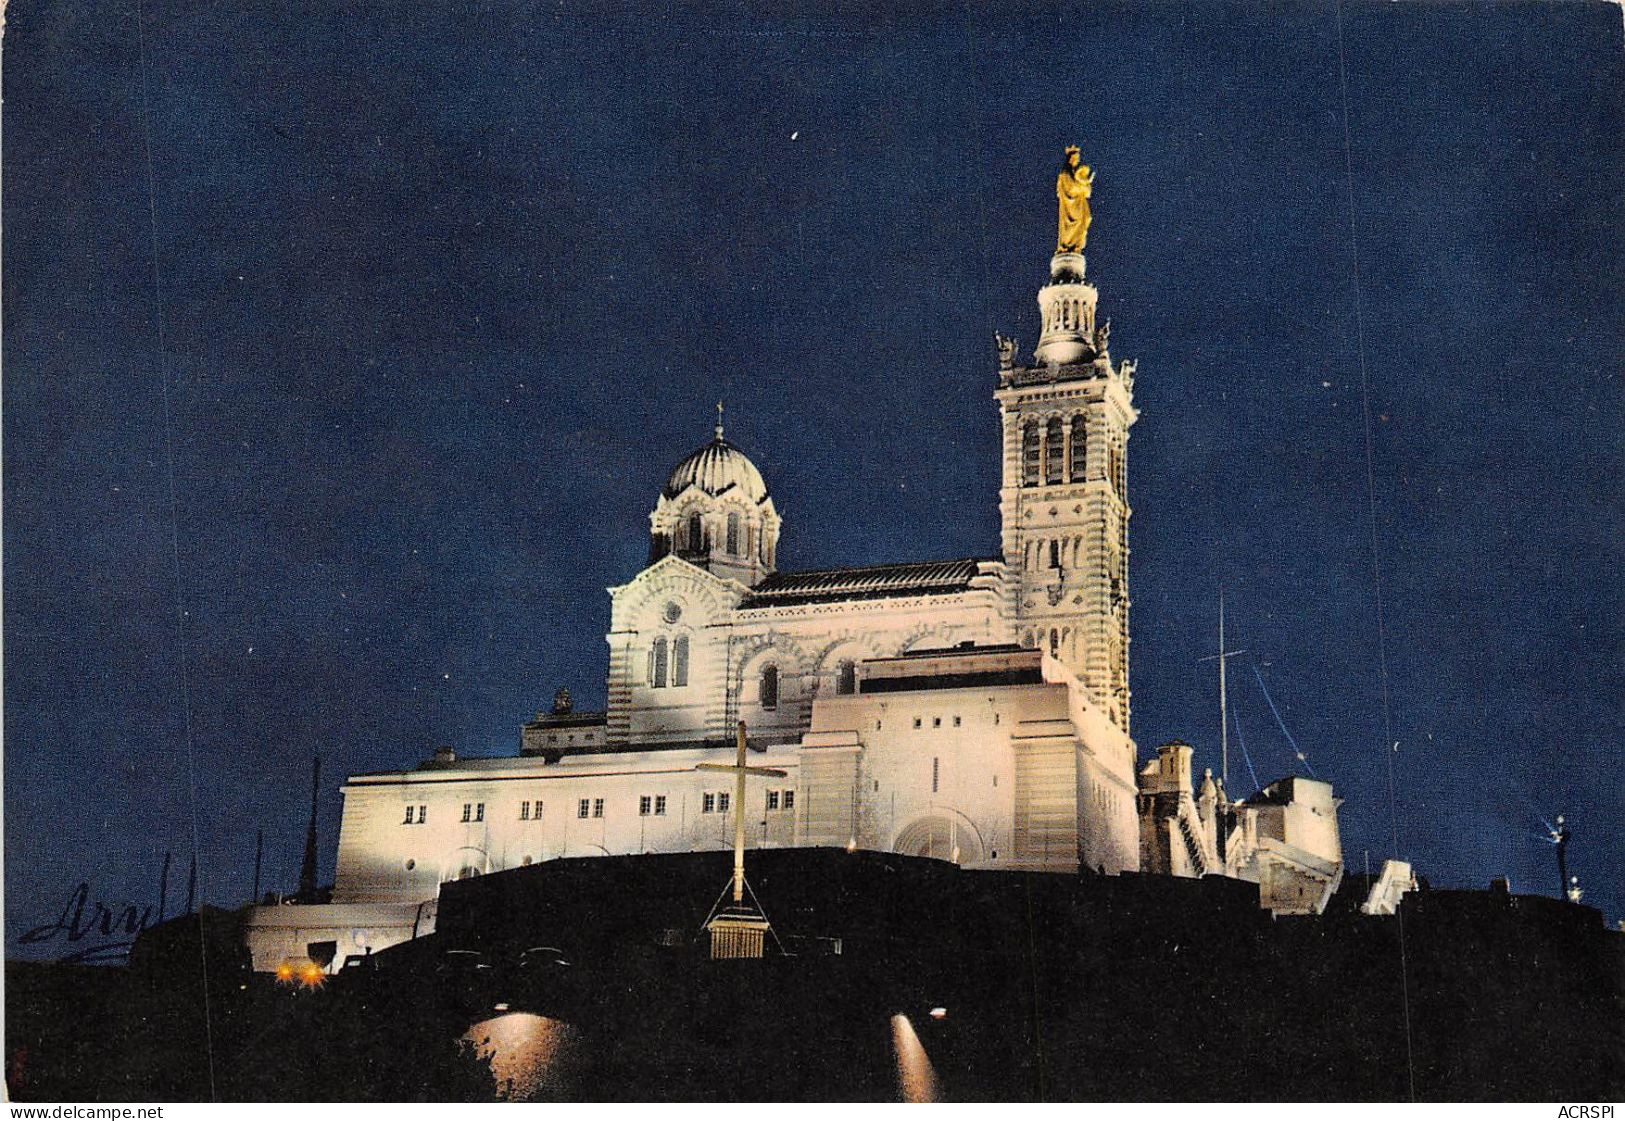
[274,962,295,983]
[298,962,326,988]
[890,1014,941,1103]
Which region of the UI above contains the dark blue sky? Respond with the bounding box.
[5,1,1621,951]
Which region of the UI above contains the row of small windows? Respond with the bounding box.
[1046,296,1091,334]
[1026,535,1086,572]
[1021,627,1074,660]
[650,658,857,704]
[1020,416,1126,498]
[674,512,775,566]
[753,660,855,710]
[648,636,691,689]
[910,714,963,729]
[1022,416,1089,486]
[406,789,797,825]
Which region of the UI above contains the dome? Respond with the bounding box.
[663,433,770,504]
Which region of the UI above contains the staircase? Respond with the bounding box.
[1176,813,1209,877]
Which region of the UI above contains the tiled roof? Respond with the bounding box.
[738,557,997,608]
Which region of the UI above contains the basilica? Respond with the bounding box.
[246,155,1351,972]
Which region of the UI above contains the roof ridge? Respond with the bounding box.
[765,555,996,580]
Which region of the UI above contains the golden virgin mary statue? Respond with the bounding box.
[1056,146,1094,253]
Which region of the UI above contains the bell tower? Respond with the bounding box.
[994,151,1138,730]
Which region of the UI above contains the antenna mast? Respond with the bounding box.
[1220,590,1229,788]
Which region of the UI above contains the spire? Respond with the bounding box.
[715,399,725,441]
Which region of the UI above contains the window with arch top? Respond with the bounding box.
[673,636,689,687]
[836,659,856,696]
[650,637,669,688]
[1045,417,1064,484]
[726,512,740,555]
[759,664,779,711]
[1069,415,1088,481]
[1022,420,1040,486]
[687,513,704,554]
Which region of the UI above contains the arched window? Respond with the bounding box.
[759,664,779,711]
[836,660,856,696]
[1050,629,1060,658]
[1070,415,1088,481]
[1049,539,1061,569]
[1045,417,1064,484]
[687,513,704,554]
[1022,421,1040,486]
[672,636,689,687]
[726,512,740,555]
[651,637,669,689]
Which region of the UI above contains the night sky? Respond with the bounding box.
[5,1,1621,953]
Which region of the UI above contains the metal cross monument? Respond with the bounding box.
[697,720,787,905]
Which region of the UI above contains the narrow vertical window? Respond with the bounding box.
[1022,420,1040,486]
[639,795,652,816]
[578,798,590,819]
[418,805,426,824]
[760,664,779,711]
[475,803,484,822]
[767,790,780,811]
[1070,415,1088,481]
[703,792,716,814]
[673,636,689,687]
[726,512,740,555]
[717,792,730,814]
[520,801,530,821]
[461,803,471,823]
[783,790,795,810]
[687,513,704,554]
[932,757,940,794]
[1045,416,1064,483]
[403,806,415,825]
[654,795,667,816]
[836,660,856,696]
[1050,629,1060,658]
[592,798,604,819]
[1049,539,1061,569]
[652,637,669,689]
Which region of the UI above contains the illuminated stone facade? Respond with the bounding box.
[244,184,1345,975]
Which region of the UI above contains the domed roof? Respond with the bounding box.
[663,431,770,504]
